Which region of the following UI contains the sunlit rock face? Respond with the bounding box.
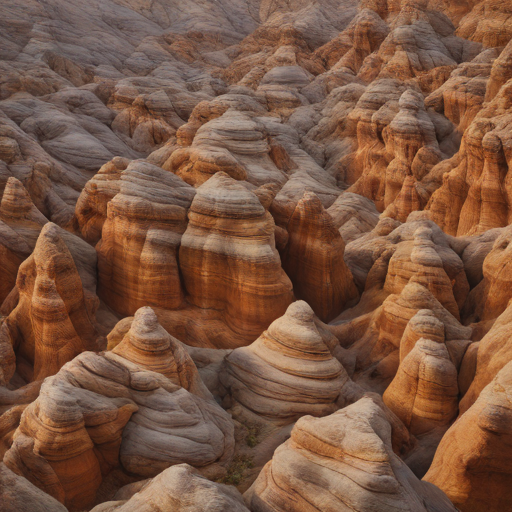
[177,172,294,345]
[221,301,361,425]
[3,0,512,510]
[245,396,458,512]
[1,223,104,383]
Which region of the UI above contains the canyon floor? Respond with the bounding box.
[1,0,512,510]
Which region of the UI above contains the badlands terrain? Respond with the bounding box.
[1,0,512,510]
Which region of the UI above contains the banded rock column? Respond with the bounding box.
[0,222,103,381]
[179,172,293,344]
[97,160,196,316]
[282,191,359,322]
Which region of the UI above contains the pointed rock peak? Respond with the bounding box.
[384,336,458,436]
[192,171,265,218]
[399,89,425,111]
[125,306,172,353]
[112,307,211,398]
[0,177,46,223]
[397,281,434,306]
[409,309,445,339]
[266,301,332,357]
[33,223,75,276]
[285,300,316,323]
[292,191,340,237]
[298,190,324,211]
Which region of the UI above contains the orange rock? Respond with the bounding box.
[0,177,47,304]
[4,349,234,511]
[425,360,512,512]
[97,160,195,316]
[459,300,512,414]
[179,172,293,344]
[1,223,103,382]
[75,156,129,245]
[383,338,458,436]
[427,50,512,236]
[282,192,358,322]
[221,301,360,425]
[112,307,211,398]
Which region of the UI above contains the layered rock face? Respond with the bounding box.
[74,157,129,245]
[0,462,67,512]
[97,160,195,316]
[282,192,359,322]
[3,313,234,511]
[4,0,512,510]
[89,464,249,512]
[425,361,512,512]
[245,396,457,512]
[383,338,459,436]
[0,222,103,382]
[426,38,512,237]
[221,301,358,425]
[178,172,293,345]
[459,300,512,414]
[462,224,512,326]
[111,307,211,398]
[0,177,47,304]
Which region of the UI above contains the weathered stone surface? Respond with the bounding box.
[89,464,249,512]
[245,396,457,512]
[3,0,512,510]
[111,307,212,399]
[282,192,359,322]
[97,160,195,316]
[1,223,104,382]
[178,172,293,346]
[425,360,512,512]
[221,301,360,425]
[383,338,459,436]
[3,349,234,511]
[0,177,47,304]
[0,462,67,512]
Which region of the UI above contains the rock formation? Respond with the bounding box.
[3,0,512,509]
[0,177,47,304]
[111,306,212,398]
[427,39,512,237]
[89,464,249,512]
[425,360,512,512]
[281,192,359,322]
[0,223,103,382]
[178,172,293,346]
[74,157,129,245]
[383,338,459,436]
[245,396,457,512]
[221,301,359,425]
[462,224,512,327]
[459,300,512,414]
[0,462,67,512]
[3,348,234,511]
[97,160,195,316]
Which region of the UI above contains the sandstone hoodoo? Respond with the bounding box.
[221,301,360,425]
[2,0,512,510]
